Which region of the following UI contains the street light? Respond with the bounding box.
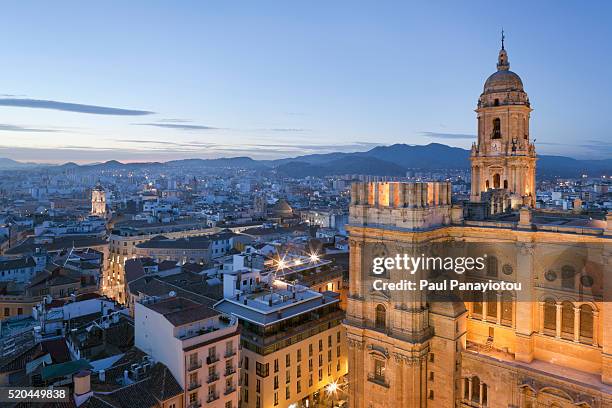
[309,253,319,263]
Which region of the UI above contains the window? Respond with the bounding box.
[561,301,574,339]
[327,364,331,376]
[337,345,340,357]
[297,380,301,394]
[226,402,232,408]
[297,365,301,378]
[486,291,497,319]
[256,362,269,377]
[309,344,313,357]
[374,360,385,381]
[309,374,313,387]
[328,335,332,347]
[318,355,323,366]
[274,359,279,373]
[492,118,501,139]
[286,354,290,367]
[244,389,249,403]
[4,308,9,317]
[472,376,480,402]
[544,298,556,332]
[318,368,323,382]
[375,304,386,329]
[429,353,434,363]
[285,385,290,400]
[337,332,341,342]
[429,371,434,381]
[486,256,498,277]
[318,339,323,352]
[244,357,249,370]
[428,390,434,400]
[256,379,260,393]
[580,304,594,340]
[286,369,290,383]
[297,349,301,362]
[274,392,278,406]
[274,375,279,390]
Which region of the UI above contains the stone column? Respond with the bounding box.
[468,377,473,401]
[515,242,535,362]
[573,306,580,342]
[496,293,502,325]
[555,302,562,338]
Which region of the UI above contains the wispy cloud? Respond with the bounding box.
[132,123,218,130]
[268,128,309,132]
[0,98,154,115]
[0,123,59,132]
[421,131,475,139]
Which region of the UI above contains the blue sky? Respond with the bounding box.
[0,1,611,163]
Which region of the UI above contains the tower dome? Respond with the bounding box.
[478,34,529,108]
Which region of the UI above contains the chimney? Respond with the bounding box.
[74,370,92,406]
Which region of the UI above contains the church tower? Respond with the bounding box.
[91,182,107,217]
[470,34,537,207]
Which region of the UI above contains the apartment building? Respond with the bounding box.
[106,219,216,302]
[135,295,240,408]
[214,269,347,408]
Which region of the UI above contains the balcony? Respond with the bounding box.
[367,374,389,388]
[224,349,236,358]
[207,393,219,403]
[224,386,236,395]
[187,360,202,371]
[187,401,201,408]
[225,367,236,376]
[188,381,202,391]
[207,354,219,364]
[207,373,219,383]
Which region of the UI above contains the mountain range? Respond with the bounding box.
[1,143,610,178]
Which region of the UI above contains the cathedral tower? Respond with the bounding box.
[91,183,107,217]
[470,35,537,207]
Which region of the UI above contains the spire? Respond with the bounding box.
[497,30,510,71]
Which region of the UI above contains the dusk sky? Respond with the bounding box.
[1,1,611,163]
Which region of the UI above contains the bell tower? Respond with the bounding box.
[470,33,537,207]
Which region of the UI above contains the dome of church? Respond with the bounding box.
[482,42,524,94]
[484,69,523,93]
[270,199,293,218]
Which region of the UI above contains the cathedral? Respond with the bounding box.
[344,40,611,408]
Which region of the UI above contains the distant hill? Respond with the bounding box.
[271,143,612,178]
[0,143,609,177]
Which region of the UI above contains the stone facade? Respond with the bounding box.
[344,43,612,408]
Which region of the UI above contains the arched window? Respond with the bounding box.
[472,376,481,402]
[544,298,557,332]
[561,301,574,339]
[494,98,500,106]
[485,180,490,190]
[492,174,501,189]
[501,292,513,326]
[486,256,498,277]
[492,118,501,139]
[579,304,593,340]
[503,179,508,189]
[375,304,386,330]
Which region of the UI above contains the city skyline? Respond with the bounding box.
[1,1,612,163]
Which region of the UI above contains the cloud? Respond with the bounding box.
[0,123,59,132]
[132,123,218,130]
[268,128,308,132]
[0,98,154,115]
[421,131,476,139]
